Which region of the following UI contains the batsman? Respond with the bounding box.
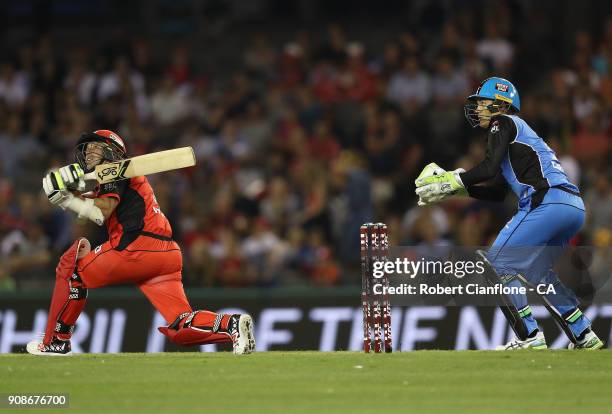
[27,130,255,355]
[415,77,604,350]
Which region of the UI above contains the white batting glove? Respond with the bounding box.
[43,171,73,207]
[59,163,86,191]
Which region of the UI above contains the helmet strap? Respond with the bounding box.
[486,100,511,116]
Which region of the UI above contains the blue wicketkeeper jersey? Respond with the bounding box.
[500,115,579,209]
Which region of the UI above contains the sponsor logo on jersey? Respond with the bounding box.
[103,182,117,192]
[490,121,500,133]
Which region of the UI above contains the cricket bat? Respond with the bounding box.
[84,147,196,184]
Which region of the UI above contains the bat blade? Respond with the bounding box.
[85,147,196,184]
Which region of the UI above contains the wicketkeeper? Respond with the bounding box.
[27,130,255,355]
[415,77,603,350]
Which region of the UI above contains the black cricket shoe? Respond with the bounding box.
[26,336,72,356]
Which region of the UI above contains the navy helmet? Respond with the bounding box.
[464,77,520,127]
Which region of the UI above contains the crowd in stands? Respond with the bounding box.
[1,3,610,291]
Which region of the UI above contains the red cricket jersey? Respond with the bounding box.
[96,176,173,250]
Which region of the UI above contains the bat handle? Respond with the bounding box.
[83,172,96,181]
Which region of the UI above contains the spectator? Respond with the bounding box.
[374,41,402,80]
[0,115,42,179]
[572,109,610,165]
[386,55,430,110]
[584,171,612,236]
[244,33,276,78]
[548,136,581,186]
[261,176,300,230]
[64,61,98,107]
[151,74,191,126]
[0,62,29,108]
[98,56,149,119]
[476,21,514,71]
[308,119,340,164]
[338,42,378,102]
[430,54,469,102]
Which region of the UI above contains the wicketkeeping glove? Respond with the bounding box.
[59,163,86,191]
[414,163,450,206]
[414,163,468,206]
[415,169,468,196]
[416,184,449,206]
[415,162,446,185]
[43,171,73,207]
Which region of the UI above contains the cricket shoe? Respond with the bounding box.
[495,331,547,350]
[26,336,72,356]
[229,314,256,355]
[568,329,604,350]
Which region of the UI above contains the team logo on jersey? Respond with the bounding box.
[490,121,500,133]
[495,83,509,92]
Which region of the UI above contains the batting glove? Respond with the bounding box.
[43,171,73,207]
[59,163,86,191]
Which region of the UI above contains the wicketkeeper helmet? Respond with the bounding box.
[464,77,520,128]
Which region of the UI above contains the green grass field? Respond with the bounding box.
[2,351,611,413]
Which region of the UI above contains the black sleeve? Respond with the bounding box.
[466,172,508,202]
[97,180,129,201]
[459,115,516,187]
